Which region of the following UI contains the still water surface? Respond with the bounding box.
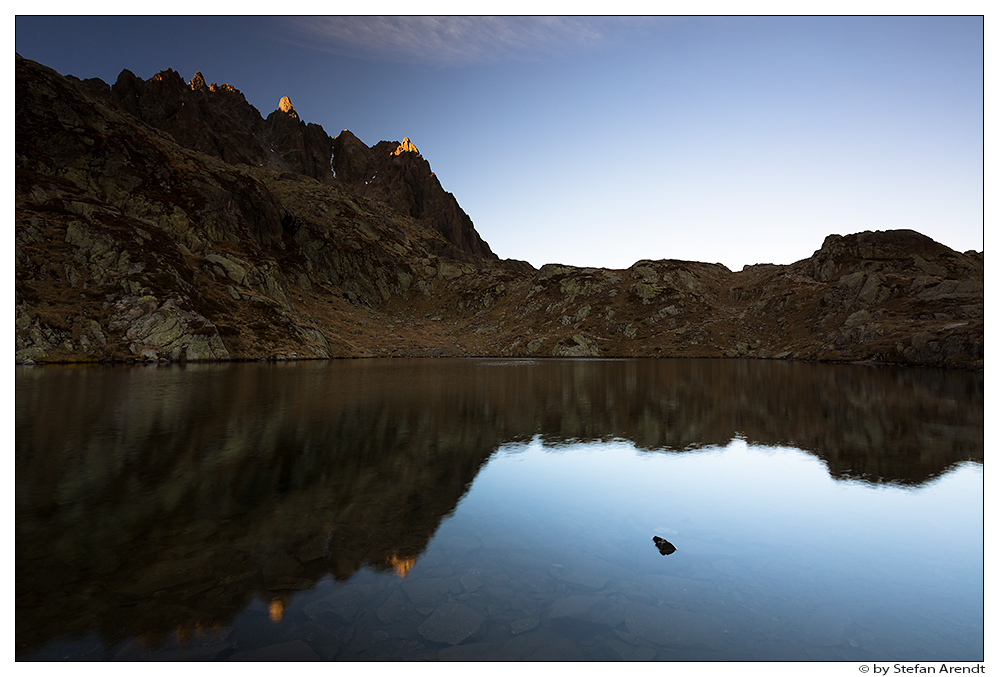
[15,358,983,661]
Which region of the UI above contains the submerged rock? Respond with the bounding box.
[510,617,540,635]
[417,602,484,645]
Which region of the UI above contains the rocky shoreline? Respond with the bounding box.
[15,55,983,369]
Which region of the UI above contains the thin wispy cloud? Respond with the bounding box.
[283,16,629,66]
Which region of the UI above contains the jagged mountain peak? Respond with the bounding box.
[277,95,299,119]
[332,130,497,260]
[96,60,496,260]
[13,54,981,368]
[393,137,420,156]
[148,67,184,86]
[189,71,208,91]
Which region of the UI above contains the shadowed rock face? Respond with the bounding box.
[332,131,500,260]
[14,55,984,369]
[102,62,496,260]
[106,67,335,184]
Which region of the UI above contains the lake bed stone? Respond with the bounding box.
[437,630,585,661]
[226,639,320,661]
[606,638,657,661]
[560,569,609,590]
[459,573,483,592]
[520,568,551,592]
[376,589,409,623]
[402,577,447,608]
[548,594,601,619]
[624,601,724,650]
[418,602,485,645]
[511,617,540,635]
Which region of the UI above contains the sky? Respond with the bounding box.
[14,13,985,271]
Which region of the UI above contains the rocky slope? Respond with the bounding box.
[14,55,983,369]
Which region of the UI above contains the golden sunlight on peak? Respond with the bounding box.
[392,137,420,156]
[278,96,298,119]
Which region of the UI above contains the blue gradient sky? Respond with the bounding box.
[15,15,984,270]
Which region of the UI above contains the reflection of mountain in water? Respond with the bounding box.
[15,359,982,653]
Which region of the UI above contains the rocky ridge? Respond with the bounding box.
[14,55,983,369]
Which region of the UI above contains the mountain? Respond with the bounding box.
[14,55,983,369]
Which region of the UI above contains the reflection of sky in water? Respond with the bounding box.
[447,437,982,626]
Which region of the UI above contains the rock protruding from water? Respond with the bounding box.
[653,536,676,556]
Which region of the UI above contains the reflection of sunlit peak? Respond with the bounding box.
[389,553,417,578]
[269,599,285,623]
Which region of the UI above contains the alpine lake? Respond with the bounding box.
[15,357,983,662]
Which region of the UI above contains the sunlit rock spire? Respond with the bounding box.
[392,136,420,156]
[188,71,208,92]
[278,96,299,120]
